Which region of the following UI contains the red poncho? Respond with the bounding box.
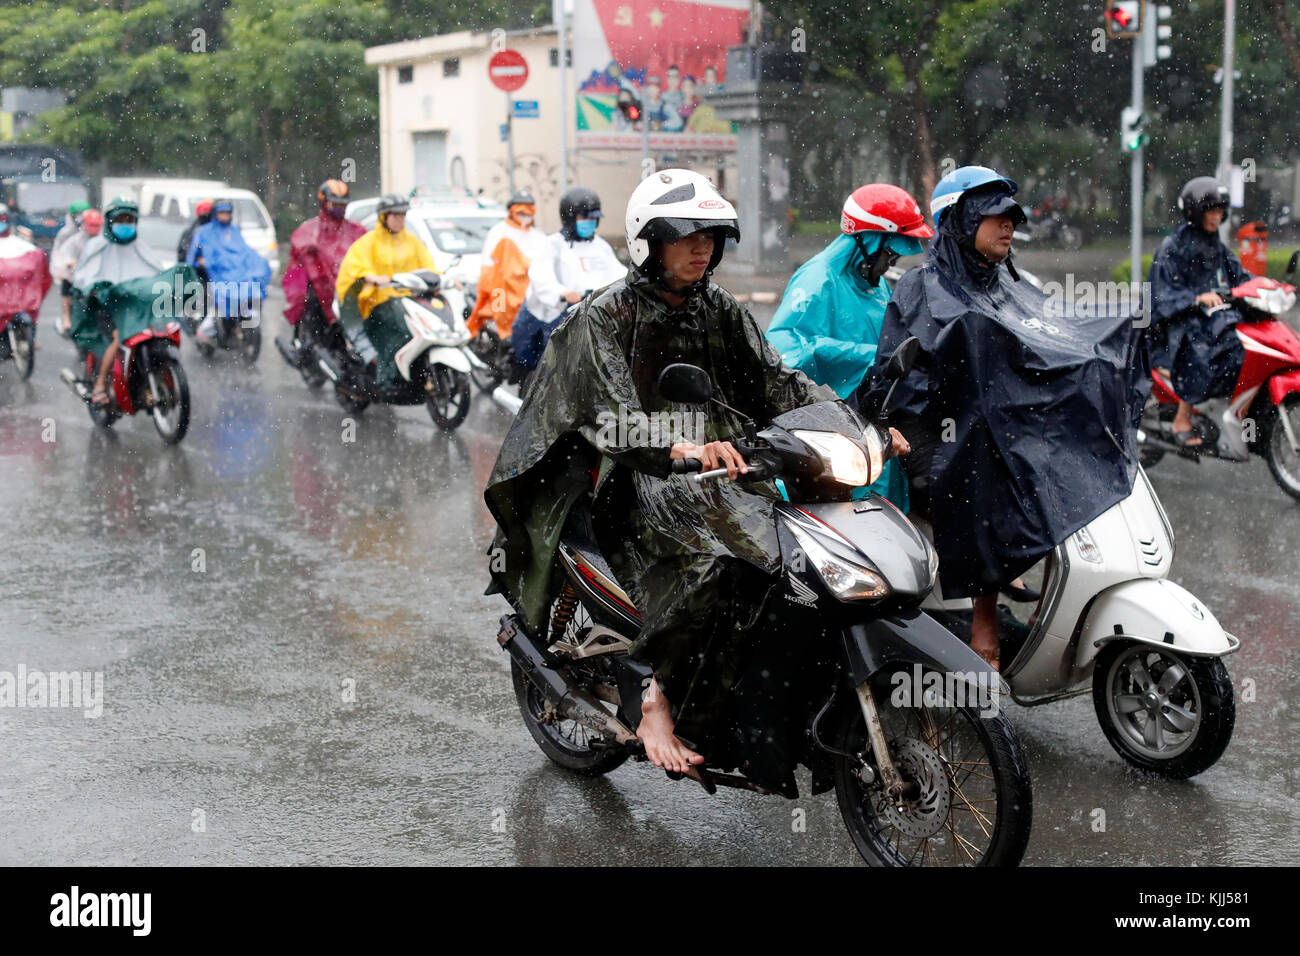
[282,212,366,325]
[0,235,52,319]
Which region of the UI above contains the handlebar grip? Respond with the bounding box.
[671,457,703,474]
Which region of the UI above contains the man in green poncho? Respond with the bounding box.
[484,169,847,775]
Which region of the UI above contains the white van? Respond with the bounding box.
[101,177,279,276]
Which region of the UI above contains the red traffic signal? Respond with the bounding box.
[616,88,643,124]
[1105,0,1144,38]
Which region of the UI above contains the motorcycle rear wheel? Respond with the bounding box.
[1093,641,1234,778]
[8,323,34,380]
[150,357,190,445]
[833,671,1032,867]
[1265,395,1300,501]
[510,657,629,776]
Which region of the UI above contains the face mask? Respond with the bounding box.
[575,219,597,239]
[515,214,533,228]
[111,223,136,241]
[325,204,346,219]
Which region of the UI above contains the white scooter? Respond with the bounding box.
[318,270,479,430]
[921,465,1237,778]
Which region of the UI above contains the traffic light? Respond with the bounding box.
[616,88,642,125]
[1144,3,1172,63]
[1120,106,1147,151]
[1105,0,1144,39]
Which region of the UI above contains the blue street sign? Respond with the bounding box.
[499,123,509,142]
[511,100,539,118]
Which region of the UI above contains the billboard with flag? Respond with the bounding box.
[572,0,749,151]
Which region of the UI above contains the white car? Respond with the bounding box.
[346,191,506,288]
[133,183,279,277]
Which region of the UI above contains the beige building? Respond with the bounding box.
[365,24,736,237]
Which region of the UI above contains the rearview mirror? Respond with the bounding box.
[885,337,921,381]
[658,363,713,404]
[1286,250,1298,285]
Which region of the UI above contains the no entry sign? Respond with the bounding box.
[488,50,529,92]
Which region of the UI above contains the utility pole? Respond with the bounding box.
[555,0,569,194]
[1129,21,1145,289]
[1216,0,1236,243]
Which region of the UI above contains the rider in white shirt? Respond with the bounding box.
[513,187,625,372]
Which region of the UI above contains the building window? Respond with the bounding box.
[397,65,413,84]
[442,58,460,78]
[548,48,573,68]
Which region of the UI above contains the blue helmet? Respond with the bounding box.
[930,165,1019,228]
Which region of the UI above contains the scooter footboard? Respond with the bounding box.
[1074,578,1236,672]
[842,608,995,689]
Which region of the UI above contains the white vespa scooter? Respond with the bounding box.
[922,465,1238,779]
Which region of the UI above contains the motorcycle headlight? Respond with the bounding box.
[792,430,873,486]
[787,523,890,601]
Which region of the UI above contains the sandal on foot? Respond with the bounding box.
[91,387,110,406]
[1173,428,1203,449]
[1001,581,1041,602]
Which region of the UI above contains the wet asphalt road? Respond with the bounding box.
[1,279,1297,867]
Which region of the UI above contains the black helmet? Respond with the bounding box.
[507,189,536,209]
[1179,177,1229,226]
[559,186,602,240]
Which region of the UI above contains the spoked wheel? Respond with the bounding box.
[149,358,190,444]
[425,365,471,430]
[334,383,369,415]
[1265,395,1300,501]
[833,671,1032,867]
[1093,641,1234,778]
[468,329,505,393]
[8,323,34,380]
[510,602,629,776]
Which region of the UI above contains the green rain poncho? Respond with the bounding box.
[70,234,194,357]
[484,267,835,737]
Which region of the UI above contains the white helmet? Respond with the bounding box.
[624,168,739,274]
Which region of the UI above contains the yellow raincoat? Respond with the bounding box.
[335,224,437,319]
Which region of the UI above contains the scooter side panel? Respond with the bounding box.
[1074,578,1232,670]
[425,346,471,373]
[1267,367,1300,405]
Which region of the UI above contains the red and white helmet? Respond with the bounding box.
[841,184,934,239]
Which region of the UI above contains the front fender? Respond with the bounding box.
[841,608,995,689]
[425,346,471,373]
[1075,578,1237,670]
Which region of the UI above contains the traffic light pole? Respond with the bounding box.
[506,91,516,193]
[1129,27,1144,290]
[1216,0,1236,244]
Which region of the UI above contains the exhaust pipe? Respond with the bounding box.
[491,385,523,415]
[496,615,637,746]
[316,351,343,383]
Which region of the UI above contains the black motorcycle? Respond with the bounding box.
[496,340,1033,866]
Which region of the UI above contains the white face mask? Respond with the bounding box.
[516,214,533,228]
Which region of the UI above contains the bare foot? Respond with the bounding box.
[1173,401,1202,446]
[636,678,704,773]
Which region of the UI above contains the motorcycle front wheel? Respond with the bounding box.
[1093,641,1234,778]
[150,357,190,445]
[468,330,505,393]
[1265,395,1300,501]
[425,365,471,430]
[8,322,34,380]
[833,670,1032,867]
[239,325,261,364]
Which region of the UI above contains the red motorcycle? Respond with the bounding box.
[61,311,191,445]
[1139,251,1300,500]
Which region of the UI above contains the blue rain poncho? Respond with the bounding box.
[767,232,921,507]
[187,217,272,318]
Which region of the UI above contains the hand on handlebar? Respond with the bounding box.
[671,440,748,479]
[562,290,583,304]
[1196,291,1225,308]
[887,427,910,458]
[364,274,391,288]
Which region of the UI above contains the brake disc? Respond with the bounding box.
[879,737,952,839]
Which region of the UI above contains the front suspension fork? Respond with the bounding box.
[854,682,918,803]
